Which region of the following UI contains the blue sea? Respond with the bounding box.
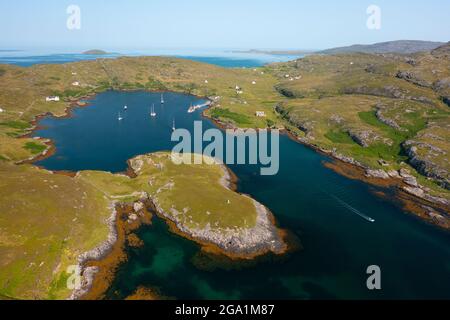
[0,48,303,68]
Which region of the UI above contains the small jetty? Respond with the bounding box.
[187,101,211,113]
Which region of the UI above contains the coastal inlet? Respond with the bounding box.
[32,91,450,300]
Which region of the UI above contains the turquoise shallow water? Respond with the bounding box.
[0,50,301,68]
[33,90,450,299]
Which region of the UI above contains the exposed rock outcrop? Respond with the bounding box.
[365,169,390,179]
[375,104,405,131]
[69,203,118,300]
[149,165,287,258]
[404,142,449,190]
[396,71,432,88]
[342,85,434,105]
[347,129,393,147]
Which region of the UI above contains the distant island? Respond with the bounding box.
[82,49,109,55]
[320,40,444,55]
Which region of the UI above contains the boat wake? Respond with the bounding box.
[330,194,375,223]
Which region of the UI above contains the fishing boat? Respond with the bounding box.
[150,104,156,117]
[187,103,196,113]
[188,101,211,113]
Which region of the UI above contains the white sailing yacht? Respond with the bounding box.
[150,104,156,117]
[118,112,123,121]
[161,93,165,104]
[123,105,128,110]
[172,119,176,131]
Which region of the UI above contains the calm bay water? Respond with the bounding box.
[33,90,450,299]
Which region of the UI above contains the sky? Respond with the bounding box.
[1,0,449,51]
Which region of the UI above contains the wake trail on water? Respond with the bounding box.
[316,185,376,223]
[331,194,375,223]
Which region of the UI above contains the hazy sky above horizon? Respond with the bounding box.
[1,0,449,50]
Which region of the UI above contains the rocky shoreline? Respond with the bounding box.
[68,154,289,299]
[69,202,118,300]
[148,161,288,259]
[150,196,287,259]
[280,125,450,229]
[203,101,449,227]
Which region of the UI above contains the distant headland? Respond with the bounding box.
[82,49,109,55]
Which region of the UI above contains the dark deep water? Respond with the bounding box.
[33,91,450,299]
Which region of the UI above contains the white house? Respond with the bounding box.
[252,81,256,85]
[46,96,60,102]
[0,107,4,113]
[204,80,209,84]
[255,111,266,117]
[71,72,77,75]
[72,81,80,86]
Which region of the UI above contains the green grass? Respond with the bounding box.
[356,110,429,163]
[210,108,252,125]
[145,77,168,90]
[325,130,355,144]
[0,162,113,299]
[56,88,92,100]
[47,271,70,300]
[80,152,259,230]
[266,119,275,127]
[359,111,408,140]
[359,110,426,141]
[6,132,21,138]
[0,121,31,130]
[23,142,47,154]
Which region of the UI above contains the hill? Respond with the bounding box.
[320,40,445,55]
